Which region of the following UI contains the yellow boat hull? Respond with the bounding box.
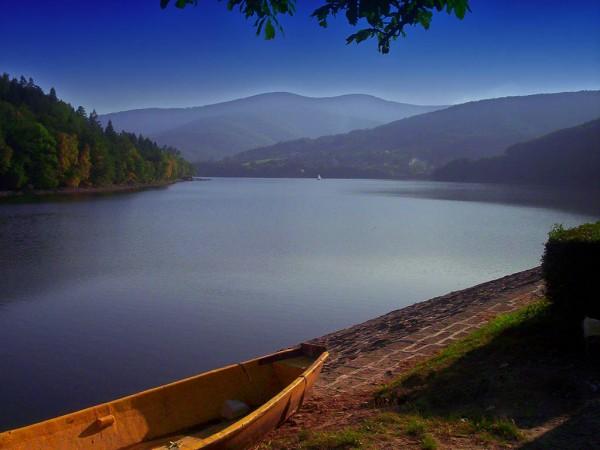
[0,344,328,450]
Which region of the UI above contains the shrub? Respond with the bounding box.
[404,417,427,437]
[421,433,438,450]
[542,222,600,319]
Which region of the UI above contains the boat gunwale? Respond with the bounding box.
[198,347,328,446]
[0,344,328,448]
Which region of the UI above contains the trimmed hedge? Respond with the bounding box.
[542,222,600,320]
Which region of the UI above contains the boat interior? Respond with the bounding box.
[1,345,325,450]
[125,352,317,449]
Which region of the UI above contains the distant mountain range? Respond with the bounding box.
[434,118,600,188]
[99,93,445,162]
[203,91,600,179]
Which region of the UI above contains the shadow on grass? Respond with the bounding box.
[378,301,600,448]
[519,399,600,449]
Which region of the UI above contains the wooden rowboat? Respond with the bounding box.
[0,344,328,450]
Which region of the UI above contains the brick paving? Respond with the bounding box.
[262,268,545,442]
[310,267,544,396]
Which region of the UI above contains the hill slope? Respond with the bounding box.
[99,93,444,162]
[214,91,600,179]
[0,74,193,191]
[434,118,600,188]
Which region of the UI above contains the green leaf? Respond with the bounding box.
[311,5,330,27]
[265,19,276,40]
[345,1,359,26]
[162,0,471,54]
[255,18,265,36]
[348,29,373,44]
[454,0,469,19]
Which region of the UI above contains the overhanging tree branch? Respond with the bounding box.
[160,0,470,53]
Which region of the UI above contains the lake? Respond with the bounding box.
[0,178,598,430]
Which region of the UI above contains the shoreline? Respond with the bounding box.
[266,267,545,440]
[311,267,543,371]
[0,179,187,200]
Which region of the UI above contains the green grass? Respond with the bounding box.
[486,419,521,440]
[404,417,427,436]
[267,299,597,449]
[370,302,558,445]
[420,433,438,450]
[378,300,551,399]
[264,413,431,449]
[296,428,363,449]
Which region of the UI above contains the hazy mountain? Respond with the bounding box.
[434,118,600,188]
[99,93,445,162]
[212,91,600,179]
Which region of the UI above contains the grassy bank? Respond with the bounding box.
[264,300,600,449]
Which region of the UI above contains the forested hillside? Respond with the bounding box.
[206,91,600,179]
[100,93,445,162]
[0,74,193,191]
[434,118,600,188]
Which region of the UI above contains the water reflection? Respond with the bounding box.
[362,181,600,217]
[0,178,597,430]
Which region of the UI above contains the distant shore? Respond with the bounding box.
[0,179,192,200]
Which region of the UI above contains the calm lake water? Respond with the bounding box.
[0,178,598,430]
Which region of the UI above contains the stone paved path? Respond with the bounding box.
[262,268,545,442]
[309,267,544,396]
[261,267,588,448]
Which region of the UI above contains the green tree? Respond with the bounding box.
[0,73,195,191]
[161,0,470,53]
[0,137,13,176]
[77,144,92,185]
[1,159,27,190]
[105,120,117,141]
[56,132,79,183]
[9,120,59,189]
[89,141,115,186]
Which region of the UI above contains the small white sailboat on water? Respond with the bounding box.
[317,174,322,180]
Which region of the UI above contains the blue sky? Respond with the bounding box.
[2,0,599,113]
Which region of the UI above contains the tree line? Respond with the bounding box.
[434,118,600,188]
[0,74,194,191]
